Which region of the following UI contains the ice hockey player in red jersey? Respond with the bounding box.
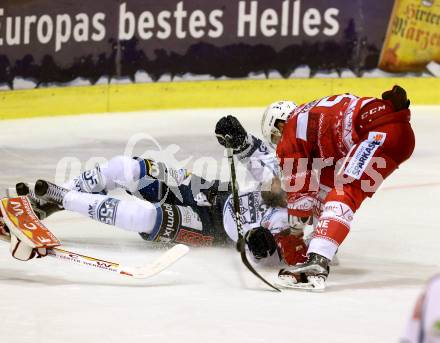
[270,85,415,289]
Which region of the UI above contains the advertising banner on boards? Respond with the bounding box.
[0,0,438,88]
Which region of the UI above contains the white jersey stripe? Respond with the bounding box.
[296,112,309,141]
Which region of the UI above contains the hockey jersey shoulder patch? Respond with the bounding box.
[344,132,387,180]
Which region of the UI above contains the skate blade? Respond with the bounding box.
[329,255,340,266]
[275,275,326,292]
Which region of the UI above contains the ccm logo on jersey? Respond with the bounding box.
[344,132,386,180]
[360,104,387,120]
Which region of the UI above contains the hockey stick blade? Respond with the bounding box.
[239,239,281,292]
[0,234,189,280]
[125,244,190,279]
[46,243,189,279]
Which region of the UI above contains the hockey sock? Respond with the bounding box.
[63,191,157,234]
[307,201,353,260]
[63,155,141,193]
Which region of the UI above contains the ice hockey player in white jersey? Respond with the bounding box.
[15,103,307,266]
[401,275,440,343]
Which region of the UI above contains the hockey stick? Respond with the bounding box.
[0,196,189,280]
[220,134,280,292]
[0,234,189,279]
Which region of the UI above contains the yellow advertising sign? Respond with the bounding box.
[379,0,440,72]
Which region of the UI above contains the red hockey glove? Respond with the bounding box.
[274,230,308,266]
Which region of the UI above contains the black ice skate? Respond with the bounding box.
[15,182,63,220]
[276,253,330,291]
[34,180,68,208]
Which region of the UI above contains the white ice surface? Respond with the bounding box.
[0,106,439,343]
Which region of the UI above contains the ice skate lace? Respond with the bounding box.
[27,187,47,206]
[46,183,67,204]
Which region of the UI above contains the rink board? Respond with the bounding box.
[0,77,439,119]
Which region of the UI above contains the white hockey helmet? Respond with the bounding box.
[261,101,297,147]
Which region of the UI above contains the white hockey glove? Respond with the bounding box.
[0,218,47,261]
[10,233,47,261]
